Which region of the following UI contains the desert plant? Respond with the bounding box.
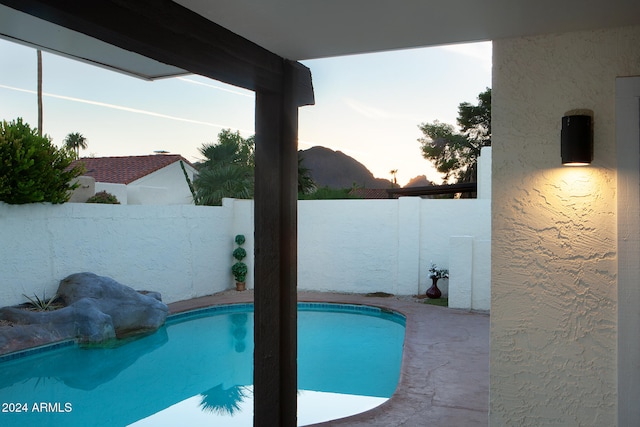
[86,190,120,204]
[22,291,60,311]
[0,118,84,204]
[180,160,199,204]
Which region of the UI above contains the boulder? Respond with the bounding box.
[0,273,168,354]
[57,272,168,337]
[0,299,115,343]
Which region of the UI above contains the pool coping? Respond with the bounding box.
[168,290,490,427]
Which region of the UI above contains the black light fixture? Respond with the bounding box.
[561,114,593,165]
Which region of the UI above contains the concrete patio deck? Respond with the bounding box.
[168,291,490,426]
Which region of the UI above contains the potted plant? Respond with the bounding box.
[232,234,248,291]
[426,263,449,299]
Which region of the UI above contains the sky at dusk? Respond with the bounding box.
[0,38,491,186]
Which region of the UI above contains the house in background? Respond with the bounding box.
[71,154,197,205]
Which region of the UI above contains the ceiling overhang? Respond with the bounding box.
[0,0,314,105]
[2,0,640,94]
[175,0,640,61]
[0,3,188,80]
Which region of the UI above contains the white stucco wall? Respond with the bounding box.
[491,25,640,425]
[0,203,232,306]
[477,146,492,200]
[0,193,490,309]
[127,161,195,205]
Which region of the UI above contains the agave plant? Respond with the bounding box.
[22,291,60,311]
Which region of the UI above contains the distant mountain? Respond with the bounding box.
[404,175,434,187]
[298,146,392,189]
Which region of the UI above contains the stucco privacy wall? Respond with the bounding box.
[491,26,640,425]
[296,198,489,297]
[0,203,232,305]
[0,194,490,309]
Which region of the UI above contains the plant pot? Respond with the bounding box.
[235,281,246,292]
[426,278,441,299]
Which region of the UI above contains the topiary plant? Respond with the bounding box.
[232,247,247,261]
[0,118,84,204]
[86,190,120,204]
[231,261,248,283]
[232,234,248,290]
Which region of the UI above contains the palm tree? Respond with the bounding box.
[193,129,254,206]
[389,169,398,188]
[63,132,88,158]
[37,50,43,137]
[199,383,250,416]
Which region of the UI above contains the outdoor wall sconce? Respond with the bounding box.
[561,113,593,165]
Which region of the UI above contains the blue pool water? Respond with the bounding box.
[0,303,405,426]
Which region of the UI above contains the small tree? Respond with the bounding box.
[194,129,321,205]
[418,88,491,184]
[297,156,316,196]
[0,118,84,204]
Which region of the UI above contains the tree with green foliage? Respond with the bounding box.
[86,190,120,204]
[193,129,255,206]
[192,129,318,205]
[0,118,84,204]
[418,88,491,184]
[63,132,88,159]
[298,186,363,200]
[297,156,316,196]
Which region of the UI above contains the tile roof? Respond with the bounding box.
[73,155,195,184]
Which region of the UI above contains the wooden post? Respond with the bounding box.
[254,60,307,427]
[0,3,314,424]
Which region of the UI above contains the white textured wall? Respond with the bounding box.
[491,26,640,425]
[128,161,195,205]
[296,196,490,307]
[298,199,399,294]
[0,203,232,306]
[0,194,490,308]
[477,147,492,200]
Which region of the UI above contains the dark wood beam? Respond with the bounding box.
[386,182,478,197]
[254,60,304,426]
[0,0,312,100]
[2,3,315,425]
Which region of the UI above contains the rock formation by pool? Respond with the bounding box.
[0,272,168,354]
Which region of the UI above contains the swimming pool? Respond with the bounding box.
[0,303,405,426]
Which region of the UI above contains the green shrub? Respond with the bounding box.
[231,262,248,282]
[298,186,363,200]
[0,118,84,204]
[232,247,247,261]
[86,190,120,204]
